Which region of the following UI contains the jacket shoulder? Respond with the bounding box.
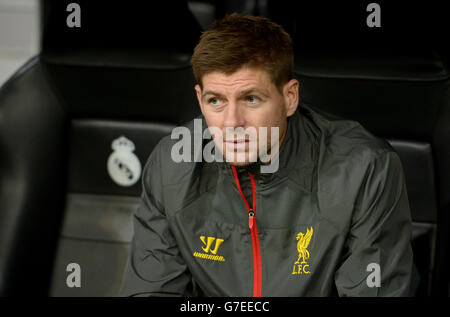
[142,117,201,189]
[302,104,395,163]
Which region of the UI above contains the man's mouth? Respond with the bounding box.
[225,139,250,145]
[224,139,250,149]
[225,139,249,144]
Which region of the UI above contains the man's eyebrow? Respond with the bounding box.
[202,90,224,98]
[237,87,270,98]
[201,87,270,99]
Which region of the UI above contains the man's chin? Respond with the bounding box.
[227,160,253,167]
[223,151,258,167]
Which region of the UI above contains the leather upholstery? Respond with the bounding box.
[0,0,202,296]
[0,59,68,295]
[387,140,438,223]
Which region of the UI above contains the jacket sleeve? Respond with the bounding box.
[119,146,195,297]
[334,150,414,296]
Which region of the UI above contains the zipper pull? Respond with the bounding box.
[248,209,255,230]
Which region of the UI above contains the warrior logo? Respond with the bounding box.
[193,236,226,262]
[292,227,313,275]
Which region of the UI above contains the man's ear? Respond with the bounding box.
[283,79,299,117]
[195,84,204,112]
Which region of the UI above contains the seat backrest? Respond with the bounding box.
[0,0,202,296]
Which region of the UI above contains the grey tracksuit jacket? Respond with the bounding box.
[120,103,413,297]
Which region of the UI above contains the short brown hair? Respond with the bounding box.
[191,13,294,92]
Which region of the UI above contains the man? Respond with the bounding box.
[120,14,413,296]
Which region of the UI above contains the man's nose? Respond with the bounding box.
[223,101,245,128]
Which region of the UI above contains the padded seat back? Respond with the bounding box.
[0,0,202,296]
[44,1,202,296]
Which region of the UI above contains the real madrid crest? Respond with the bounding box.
[107,136,142,187]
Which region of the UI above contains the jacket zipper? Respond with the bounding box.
[231,166,262,297]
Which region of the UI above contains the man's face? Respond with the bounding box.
[195,66,298,167]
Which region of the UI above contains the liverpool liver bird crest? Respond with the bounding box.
[295,227,313,264]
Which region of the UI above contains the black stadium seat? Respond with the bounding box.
[0,0,449,296]
[0,0,201,296]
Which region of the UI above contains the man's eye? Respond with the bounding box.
[208,97,220,105]
[247,96,259,103]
